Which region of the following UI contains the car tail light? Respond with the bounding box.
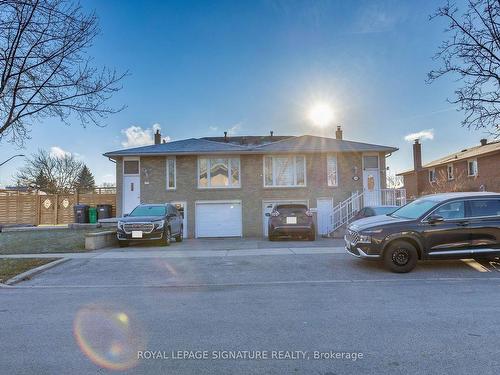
[305,210,313,217]
[271,211,280,217]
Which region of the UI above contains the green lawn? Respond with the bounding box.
[0,258,59,283]
[0,228,110,254]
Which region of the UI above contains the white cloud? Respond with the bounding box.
[50,146,71,158]
[404,129,434,142]
[227,122,242,135]
[209,126,218,132]
[121,124,171,147]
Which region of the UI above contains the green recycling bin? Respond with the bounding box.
[88,207,97,224]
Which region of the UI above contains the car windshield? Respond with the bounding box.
[390,199,437,219]
[276,205,307,215]
[373,206,397,215]
[129,206,166,217]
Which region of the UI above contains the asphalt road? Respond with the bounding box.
[1,251,500,375]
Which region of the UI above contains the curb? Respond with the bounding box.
[4,258,70,285]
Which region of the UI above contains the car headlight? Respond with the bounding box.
[358,234,372,243]
[154,220,165,230]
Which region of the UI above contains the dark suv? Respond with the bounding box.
[267,204,315,241]
[117,204,183,247]
[345,192,500,273]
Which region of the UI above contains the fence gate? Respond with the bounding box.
[39,195,56,225]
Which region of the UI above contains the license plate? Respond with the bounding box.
[286,217,297,224]
[132,231,143,238]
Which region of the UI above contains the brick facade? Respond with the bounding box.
[402,151,500,199]
[115,151,387,238]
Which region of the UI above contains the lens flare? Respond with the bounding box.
[73,304,146,371]
[308,102,334,128]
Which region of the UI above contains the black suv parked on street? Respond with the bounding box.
[345,192,500,272]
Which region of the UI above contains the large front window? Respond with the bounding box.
[198,157,241,188]
[264,155,306,187]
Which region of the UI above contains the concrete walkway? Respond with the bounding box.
[0,246,346,259]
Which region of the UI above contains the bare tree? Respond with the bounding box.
[17,149,84,193]
[428,0,500,134]
[0,0,126,146]
[422,168,477,195]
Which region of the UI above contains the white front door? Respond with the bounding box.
[262,200,308,237]
[316,198,333,236]
[123,175,140,215]
[172,201,187,238]
[196,201,242,238]
[362,154,381,206]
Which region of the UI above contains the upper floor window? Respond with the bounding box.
[468,159,478,176]
[429,168,436,183]
[327,154,338,187]
[166,157,176,190]
[264,155,306,187]
[123,159,139,175]
[198,157,240,188]
[447,164,454,180]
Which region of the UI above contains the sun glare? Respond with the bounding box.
[308,102,334,128]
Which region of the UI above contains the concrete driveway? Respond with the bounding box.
[2,238,500,374]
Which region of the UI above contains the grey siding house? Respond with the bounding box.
[104,130,397,238]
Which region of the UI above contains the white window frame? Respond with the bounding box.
[326,153,338,187]
[429,168,436,183]
[447,164,454,181]
[166,157,176,190]
[197,156,241,189]
[467,159,478,177]
[123,157,140,176]
[263,155,307,188]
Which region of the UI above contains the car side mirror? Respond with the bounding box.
[427,214,444,224]
[265,213,271,217]
[123,213,129,217]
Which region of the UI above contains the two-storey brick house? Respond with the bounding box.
[104,129,397,238]
[398,138,500,199]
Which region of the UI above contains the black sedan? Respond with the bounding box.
[352,205,398,221]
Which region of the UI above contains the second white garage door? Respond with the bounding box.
[195,201,242,238]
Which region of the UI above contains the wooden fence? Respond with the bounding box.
[0,188,116,226]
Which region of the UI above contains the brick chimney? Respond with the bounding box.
[335,125,343,140]
[480,138,488,146]
[413,139,422,171]
[154,129,161,145]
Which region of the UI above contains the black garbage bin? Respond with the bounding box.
[74,204,90,223]
[96,204,113,220]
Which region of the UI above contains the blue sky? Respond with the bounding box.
[0,0,485,187]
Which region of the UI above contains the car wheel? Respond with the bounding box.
[175,227,183,242]
[118,240,129,248]
[384,240,418,273]
[162,227,171,246]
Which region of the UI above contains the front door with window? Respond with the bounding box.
[122,159,140,215]
[362,154,381,206]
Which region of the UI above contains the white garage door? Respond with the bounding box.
[196,201,242,238]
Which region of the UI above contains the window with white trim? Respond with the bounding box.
[123,160,139,175]
[429,168,436,183]
[198,157,240,188]
[263,155,306,187]
[327,154,338,187]
[447,164,454,180]
[468,159,478,176]
[166,157,176,190]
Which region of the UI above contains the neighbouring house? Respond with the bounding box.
[104,127,398,238]
[398,138,500,199]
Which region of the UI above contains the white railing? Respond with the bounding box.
[328,188,406,235]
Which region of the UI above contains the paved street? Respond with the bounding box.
[1,241,500,374]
